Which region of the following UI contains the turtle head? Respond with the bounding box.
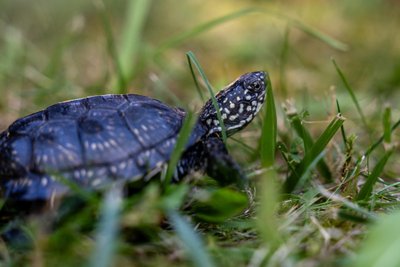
[200,71,268,136]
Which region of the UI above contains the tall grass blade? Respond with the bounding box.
[257,169,283,253]
[291,113,332,180]
[295,151,326,191]
[353,210,400,267]
[305,114,345,167]
[89,186,122,267]
[164,111,197,186]
[156,8,259,54]
[383,105,392,145]
[332,58,367,128]
[257,10,348,51]
[279,26,290,98]
[186,51,227,143]
[156,8,348,55]
[168,210,216,267]
[117,0,152,89]
[364,118,400,159]
[336,99,348,148]
[187,54,205,101]
[285,114,345,192]
[290,20,348,51]
[287,112,312,153]
[356,151,393,201]
[260,74,276,167]
[97,2,126,92]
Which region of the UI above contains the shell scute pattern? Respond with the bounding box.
[0,94,185,200]
[121,101,183,147]
[8,111,45,135]
[33,120,83,171]
[0,136,31,176]
[46,99,88,120]
[79,108,140,165]
[86,94,129,109]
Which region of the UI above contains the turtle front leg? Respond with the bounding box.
[202,136,247,189]
[174,136,247,189]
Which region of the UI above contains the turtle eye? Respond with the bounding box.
[246,80,262,91]
[251,81,261,90]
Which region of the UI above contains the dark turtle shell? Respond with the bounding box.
[0,94,204,201]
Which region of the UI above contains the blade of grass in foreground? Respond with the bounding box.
[257,168,283,254]
[285,114,345,192]
[168,210,216,267]
[353,210,400,267]
[89,186,122,267]
[164,111,197,186]
[186,51,227,143]
[332,58,367,128]
[258,74,283,257]
[260,73,277,167]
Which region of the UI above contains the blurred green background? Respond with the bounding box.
[1,0,399,125]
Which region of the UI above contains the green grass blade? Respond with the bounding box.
[257,169,283,253]
[356,151,393,201]
[258,10,348,51]
[164,111,197,186]
[287,112,332,180]
[332,58,368,128]
[336,99,348,149]
[186,51,227,143]
[117,0,152,89]
[279,26,290,98]
[290,20,348,51]
[97,2,126,92]
[383,105,392,145]
[295,151,326,191]
[277,141,298,175]
[156,8,259,54]
[168,210,216,267]
[186,54,205,101]
[288,112,312,153]
[285,114,345,192]
[156,8,347,56]
[89,186,122,267]
[304,114,345,167]
[364,118,400,158]
[260,74,277,167]
[353,210,400,267]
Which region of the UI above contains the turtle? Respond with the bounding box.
[0,71,267,202]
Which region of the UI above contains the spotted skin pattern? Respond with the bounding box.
[200,71,266,136]
[0,71,267,201]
